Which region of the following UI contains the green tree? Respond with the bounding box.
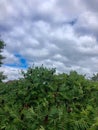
[1,66,98,130]
[0,38,6,82]
[91,73,98,81]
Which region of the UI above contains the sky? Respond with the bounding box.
[0,0,98,81]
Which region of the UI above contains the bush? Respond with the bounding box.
[0,66,98,130]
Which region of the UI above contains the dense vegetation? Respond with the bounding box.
[0,38,6,82]
[0,66,98,130]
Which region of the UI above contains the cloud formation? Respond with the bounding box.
[0,0,98,80]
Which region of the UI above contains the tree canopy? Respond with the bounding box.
[0,38,6,82]
[0,66,98,130]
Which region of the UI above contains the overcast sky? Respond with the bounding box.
[0,0,98,80]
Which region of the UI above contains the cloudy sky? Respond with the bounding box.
[0,0,98,80]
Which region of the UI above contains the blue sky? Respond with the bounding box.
[4,53,28,68]
[0,0,98,80]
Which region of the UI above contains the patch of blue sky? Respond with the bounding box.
[5,54,28,69]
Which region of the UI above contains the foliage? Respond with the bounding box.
[0,38,6,82]
[0,66,98,130]
[91,73,98,81]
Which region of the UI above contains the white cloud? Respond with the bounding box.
[74,12,98,37]
[2,50,19,64]
[0,0,98,80]
[0,66,23,81]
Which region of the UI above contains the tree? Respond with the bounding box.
[91,73,98,81]
[0,38,6,82]
[1,66,98,129]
